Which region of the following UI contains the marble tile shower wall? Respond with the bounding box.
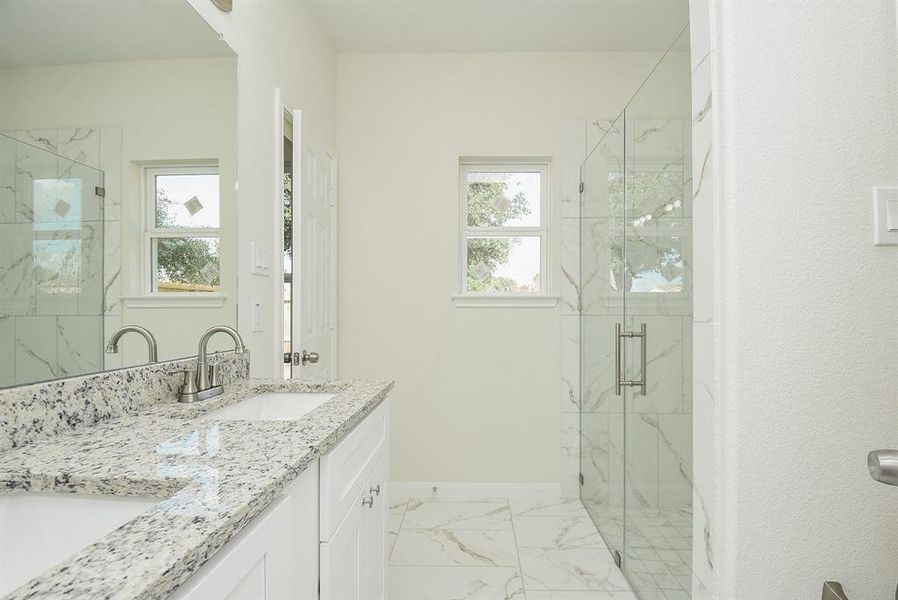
[0,127,122,387]
[689,0,715,596]
[559,119,693,515]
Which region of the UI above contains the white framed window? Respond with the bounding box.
[142,164,221,294]
[455,158,556,307]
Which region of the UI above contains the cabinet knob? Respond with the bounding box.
[362,495,374,509]
[369,484,381,497]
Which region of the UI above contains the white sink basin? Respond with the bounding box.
[204,392,335,421]
[0,491,157,596]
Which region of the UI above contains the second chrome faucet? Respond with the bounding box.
[178,325,246,403]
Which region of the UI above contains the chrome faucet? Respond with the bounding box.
[178,325,246,403]
[105,325,158,364]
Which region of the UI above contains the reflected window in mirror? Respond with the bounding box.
[143,165,221,294]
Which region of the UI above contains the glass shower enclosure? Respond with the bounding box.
[0,132,106,386]
[579,27,693,599]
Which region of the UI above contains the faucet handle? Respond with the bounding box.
[209,364,222,387]
[179,369,198,396]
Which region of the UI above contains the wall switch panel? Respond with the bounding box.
[251,300,263,333]
[873,186,898,245]
[250,242,271,276]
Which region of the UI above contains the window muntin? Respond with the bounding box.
[460,161,549,296]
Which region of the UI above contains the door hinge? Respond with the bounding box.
[579,181,584,193]
[95,185,106,197]
[579,472,584,486]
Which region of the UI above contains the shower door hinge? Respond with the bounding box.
[94,185,106,197]
[579,181,584,193]
[579,472,584,486]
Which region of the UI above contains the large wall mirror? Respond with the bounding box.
[0,0,239,388]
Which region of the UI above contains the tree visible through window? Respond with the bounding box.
[145,166,220,293]
[460,161,548,295]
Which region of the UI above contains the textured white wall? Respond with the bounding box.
[336,52,662,485]
[711,0,898,597]
[188,0,337,378]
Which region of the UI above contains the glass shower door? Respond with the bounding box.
[579,113,626,563]
[621,30,693,598]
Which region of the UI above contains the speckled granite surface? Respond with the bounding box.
[0,351,250,453]
[0,377,394,600]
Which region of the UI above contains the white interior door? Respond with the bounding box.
[291,110,336,380]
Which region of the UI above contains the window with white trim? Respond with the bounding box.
[143,165,221,293]
[459,159,550,299]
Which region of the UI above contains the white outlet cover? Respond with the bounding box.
[251,300,263,333]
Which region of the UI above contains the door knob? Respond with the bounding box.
[292,350,320,366]
[370,484,381,496]
[362,495,374,508]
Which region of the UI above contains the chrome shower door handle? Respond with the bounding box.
[615,323,647,396]
[614,323,622,396]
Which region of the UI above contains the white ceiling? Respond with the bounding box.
[307,0,689,53]
[0,0,234,68]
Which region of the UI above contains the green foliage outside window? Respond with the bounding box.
[155,189,220,290]
[465,179,533,293]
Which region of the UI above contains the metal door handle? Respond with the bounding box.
[362,495,374,509]
[614,323,647,396]
[293,350,320,366]
[370,484,381,496]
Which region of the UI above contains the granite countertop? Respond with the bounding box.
[0,378,394,600]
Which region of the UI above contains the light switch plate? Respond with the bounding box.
[873,186,898,245]
[250,242,270,276]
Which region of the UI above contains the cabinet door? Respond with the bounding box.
[320,496,365,600]
[171,496,293,600]
[363,455,387,600]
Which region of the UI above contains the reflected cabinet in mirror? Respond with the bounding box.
[0,0,239,387]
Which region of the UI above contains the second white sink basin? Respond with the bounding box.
[204,392,335,421]
[0,491,157,597]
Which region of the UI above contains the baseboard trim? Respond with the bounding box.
[390,481,562,501]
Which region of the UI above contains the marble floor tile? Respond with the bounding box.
[513,516,605,549]
[526,592,637,600]
[389,566,525,600]
[389,513,404,555]
[509,498,590,518]
[391,529,518,567]
[403,500,512,530]
[390,497,409,515]
[518,548,631,591]
[391,495,641,599]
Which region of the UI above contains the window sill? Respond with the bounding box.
[122,294,228,309]
[452,294,559,308]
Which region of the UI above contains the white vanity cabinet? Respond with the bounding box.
[170,462,319,600]
[170,401,388,600]
[319,402,389,600]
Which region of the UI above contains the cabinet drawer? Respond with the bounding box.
[319,400,388,541]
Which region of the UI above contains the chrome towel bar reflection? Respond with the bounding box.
[614,322,647,396]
